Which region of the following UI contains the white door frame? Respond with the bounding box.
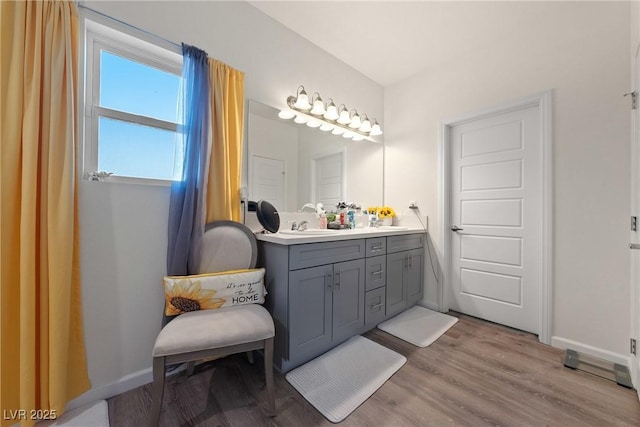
[630,40,640,394]
[438,90,553,344]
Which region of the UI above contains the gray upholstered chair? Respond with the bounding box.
[150,221,275,425]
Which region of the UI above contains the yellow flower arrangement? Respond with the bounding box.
[367,206,396,218]
[164,279,226,316]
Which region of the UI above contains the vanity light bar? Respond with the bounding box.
[278,85,382,142]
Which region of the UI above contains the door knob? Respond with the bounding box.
[450,225,464,232]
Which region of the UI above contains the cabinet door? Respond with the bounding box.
[289,264,333,359]
[332,259,365,343]
[406,248,424,306]
[386,251,406,317]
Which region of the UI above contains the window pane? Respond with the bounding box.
[98,117,182,180]
[100,50,180,123]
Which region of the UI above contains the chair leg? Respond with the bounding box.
[246,350,254,364]
[264,337,276,416]
[150,356,166,426]
[186,361,195,376]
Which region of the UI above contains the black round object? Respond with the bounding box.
[256,200,280,233]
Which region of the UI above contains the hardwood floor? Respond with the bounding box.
[108,312,640,426]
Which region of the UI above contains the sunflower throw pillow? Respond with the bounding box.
[163,268,266,316]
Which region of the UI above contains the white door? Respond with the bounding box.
[630,44,640,393]
[448,105,542,334]
[251,155,285,211]
[313,152,344,207]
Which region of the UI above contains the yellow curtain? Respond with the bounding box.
[206,59,245,223]
[0,1,90,425]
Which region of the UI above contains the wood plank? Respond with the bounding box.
[108,312,640,426]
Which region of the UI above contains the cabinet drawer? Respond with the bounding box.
[387,233,425,253]
[365,237,386,257]
[365,255,386,291]
[289,239,365,270]
[365,287,386,327]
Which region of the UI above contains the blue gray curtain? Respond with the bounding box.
[166,44,210,276]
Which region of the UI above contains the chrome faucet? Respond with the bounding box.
[299,203,316,212]
[288,220,309,231]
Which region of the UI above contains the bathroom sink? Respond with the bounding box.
[279,229,339,235]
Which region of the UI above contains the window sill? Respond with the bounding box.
[84,175,174,187]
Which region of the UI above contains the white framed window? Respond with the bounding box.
[82,18,183,184]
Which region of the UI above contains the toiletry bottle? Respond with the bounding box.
[355,207,366,228]
[340,211,345,225]
[369,212,377,227]
[347,210,355,229]
[319,213,327,229]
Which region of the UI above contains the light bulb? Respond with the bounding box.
[352,134,364,141]
[337,107,351,125]
[348,111,361,129]
[278,110,295,120]
[310,93,326,115]
[324,100,339,121]
[370,120,382,136]
[294,114,309,124]
[293,86,311,110]
[320,123,333,132]
[359,116,372,132]
[332,127,345,135]
[307,119,321,128]
[343,130,355,139]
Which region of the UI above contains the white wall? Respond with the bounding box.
[76,0,383,403]
[385,2,631,358]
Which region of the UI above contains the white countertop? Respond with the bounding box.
[255,226,426,245]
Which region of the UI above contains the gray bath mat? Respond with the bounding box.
[285,335,406,423]
[378,305,458,347]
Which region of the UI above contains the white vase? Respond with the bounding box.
[381,217,393,226]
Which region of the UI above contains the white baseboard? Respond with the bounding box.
[65,367,152,412]
[551,336,632,369]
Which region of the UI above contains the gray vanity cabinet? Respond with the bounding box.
[288,258,365,363]
[385,234,425,318]
[258,232,424,373]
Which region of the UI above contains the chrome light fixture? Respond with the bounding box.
[293,85,311,110]
[348,110,361,129]
[279,85,382,142]
[323,99,339,121]
[310,93,326,115]
[370,119,383,136]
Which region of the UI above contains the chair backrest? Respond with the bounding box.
[197,220,257,274]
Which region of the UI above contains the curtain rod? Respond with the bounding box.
[76,2,182,54]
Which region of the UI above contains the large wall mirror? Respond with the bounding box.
[247,100,383,212]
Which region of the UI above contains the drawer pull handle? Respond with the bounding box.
[335,271,341,290]
[326,273,332,291]
[370,302,384,310]
[372,270,384,276]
